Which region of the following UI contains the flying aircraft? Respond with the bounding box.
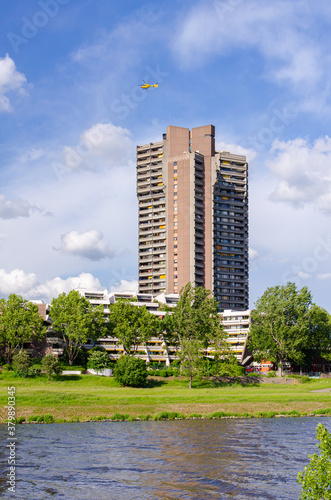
[140,81,158,89]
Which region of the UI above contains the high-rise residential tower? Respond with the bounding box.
[136,125,248,310]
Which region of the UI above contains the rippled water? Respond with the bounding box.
[0,417,329,500]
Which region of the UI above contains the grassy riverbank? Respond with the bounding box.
[1,372,331,423]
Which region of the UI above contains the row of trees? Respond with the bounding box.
[1,281,330,381]
[0,284,233,386]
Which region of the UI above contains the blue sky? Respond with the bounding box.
[1,0,331,311]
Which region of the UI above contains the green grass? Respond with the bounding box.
[1,372,331,423]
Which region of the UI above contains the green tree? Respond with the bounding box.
[12,351,31,377]
[297,423,331,499]
[108,300,157,355]
[42,353,62,380]
[0,294,46,364]
[248,282,331,376]
[50,290,106,366]
[87,350,109,374]
[171,283,228,388]
[113,355,148,387]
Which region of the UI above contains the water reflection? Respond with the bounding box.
[0,417,329,499]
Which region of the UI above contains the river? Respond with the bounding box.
[0,417,329,499]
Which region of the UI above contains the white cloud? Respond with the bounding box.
[297,271,312,280]
[27,273,104,301]
[0,269,39,295]
[174,1,326,90]
[56,230,115,261]
[0,268,105,302]
[0,195,44,219]
[317,273,331,280]
[0,94,12,112]
[0,54,26,113]
[57,123,134,173]
[267,136,331,213]
[109,279,138,293]
[249,248,259,260]
[18,148,44,163]
[216,141,256,163]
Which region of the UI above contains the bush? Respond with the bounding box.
[87,351,109,373]
[2,364,12,371]
[12,351,31,377]
[42,354,62,380]
[114,355,148,387]
[267,370,277,377]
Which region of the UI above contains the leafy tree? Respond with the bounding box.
[12,351,31,377]
[113,355,148,387]
[42,353,62,380]
[171,283,228,388]
[297,423,331,499]
[87,350,109,374]
[50,290,106,366]
[0,294,46,363]
[248,282,331,376]
[108,300,157,355]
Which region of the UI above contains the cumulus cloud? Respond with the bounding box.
[216,141,256,163]
[0,54,26,112]
[249,248,260,260]
[27,273,104,301]
[317,273,331,280]
[0,269,39,295]
[0,269,106,302]
[58,123,134,173]
[56,230,115,261]
[0,195,45,219]
[267,136,331,213]
[109,279,139,293]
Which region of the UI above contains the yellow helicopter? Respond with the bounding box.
[140,80,158,89]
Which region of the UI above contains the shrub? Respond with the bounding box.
[112,413,129,421]
[267,370,277,377]
[113,355,148,387]
[42,354,62,380]
[12,351,31,377]
[154,411,182,420]
[2,364,12,371]
[297,424,331,499]
[87,351,109,374]
[43,414,54,424]
[28,415,39,422]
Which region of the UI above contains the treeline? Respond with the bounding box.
[1,281,330,384]
[0,283,237,387]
